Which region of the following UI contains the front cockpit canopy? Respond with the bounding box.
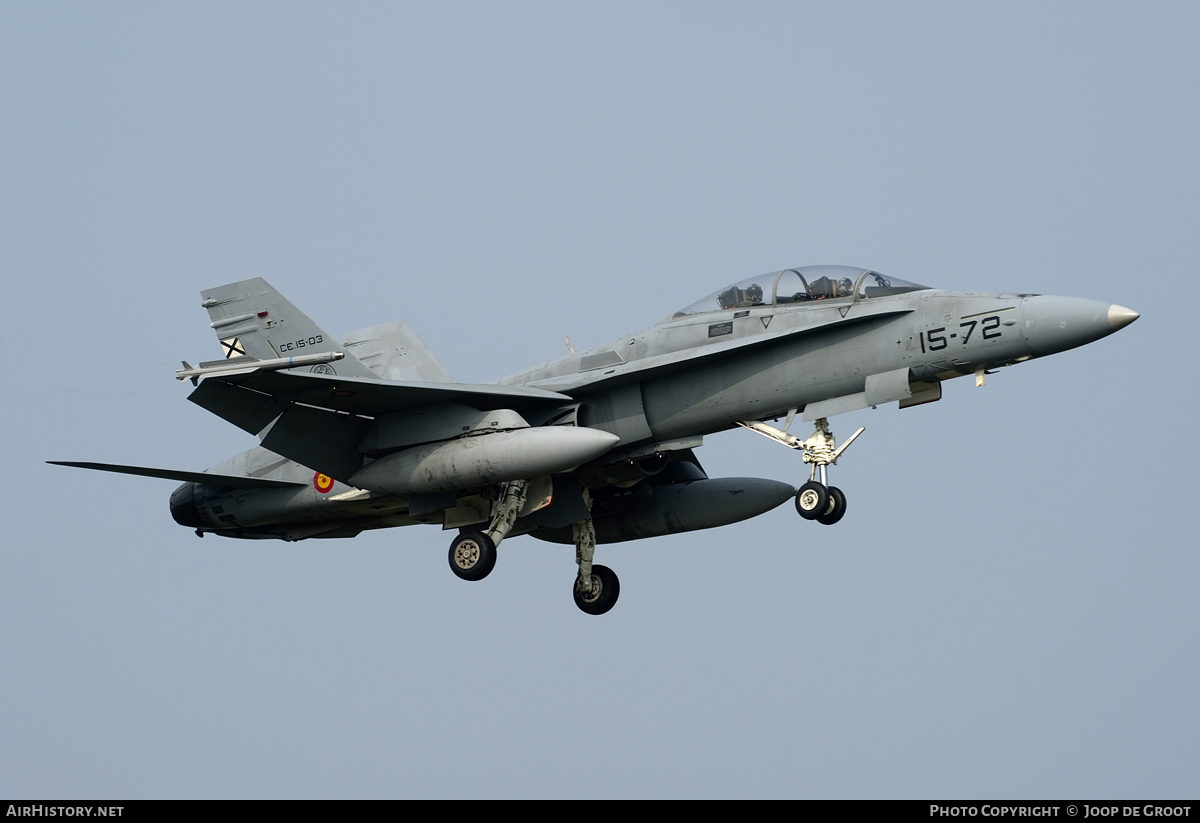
[671,266,930,318]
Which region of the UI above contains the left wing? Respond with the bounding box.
[46,461,307,489]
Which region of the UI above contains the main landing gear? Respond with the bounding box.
[448,531,496,581]
[738,413,863,526]
[570,494,619,615]
[447,479,527,581]
[445,479,622,614]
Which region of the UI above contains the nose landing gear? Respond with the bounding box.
[797,480,847,523]
[795,481,828,519]
[738,413,862,526]
[816,485,847,525]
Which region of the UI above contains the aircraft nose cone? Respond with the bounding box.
[1108,304,1139,331]
[1019,295,1128,357]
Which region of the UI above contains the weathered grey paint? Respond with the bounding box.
[349,427,620,494]
[343,320,456,383]
[577,382,653,444]
[54,272,1138,546]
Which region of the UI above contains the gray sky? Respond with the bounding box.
[2,1,1196,798]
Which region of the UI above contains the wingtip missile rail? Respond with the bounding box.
[176,351,345,384]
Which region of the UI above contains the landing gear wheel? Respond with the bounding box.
[816,486,847,525]
[795,481,829,520]
[448,531,497,581]
[573,564,620,615]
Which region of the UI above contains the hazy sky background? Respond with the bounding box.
[2,1,1196,798]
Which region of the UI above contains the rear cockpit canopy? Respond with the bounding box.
[670,266,930,319]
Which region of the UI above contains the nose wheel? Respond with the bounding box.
[795,481,847,524]
[815,485,847,525]
[739,414,862,526]
[795,481,828,519]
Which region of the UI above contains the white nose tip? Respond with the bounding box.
[1107,305,1139,331]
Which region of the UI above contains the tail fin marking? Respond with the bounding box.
[199,278,377,379]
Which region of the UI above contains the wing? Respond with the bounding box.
[188,370,573,432]
[46,461,307,489]
[189,278,579,485]
[186,371,576,485]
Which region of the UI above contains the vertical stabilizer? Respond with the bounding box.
[343,320,455,382]
[200,278,377,379]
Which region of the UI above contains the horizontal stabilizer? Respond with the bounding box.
[47,461,306,489]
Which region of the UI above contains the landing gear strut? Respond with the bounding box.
[570,490,620,615]
[446,479,528,581]
[738,413,862,526]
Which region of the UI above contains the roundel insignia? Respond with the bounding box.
[313,473,334,493]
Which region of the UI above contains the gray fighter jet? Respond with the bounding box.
[51,266,1138,614]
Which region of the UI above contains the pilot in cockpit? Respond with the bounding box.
[717,283,766,310]
[807,276,855,300]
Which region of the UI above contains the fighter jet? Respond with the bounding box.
[50,266,1138,614]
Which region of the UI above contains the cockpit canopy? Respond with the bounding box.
[671,266,930,318]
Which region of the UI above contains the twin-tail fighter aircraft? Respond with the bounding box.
[52,267,1138,614]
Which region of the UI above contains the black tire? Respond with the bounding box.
[816,486,847,525]
[795,481,829,520]
[573,564,620,615]
[448,531,497,581]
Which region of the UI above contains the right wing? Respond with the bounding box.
[187,370,575,485]
[191,278,576,484]
[188,370,573,432]
[194,276,570,423]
